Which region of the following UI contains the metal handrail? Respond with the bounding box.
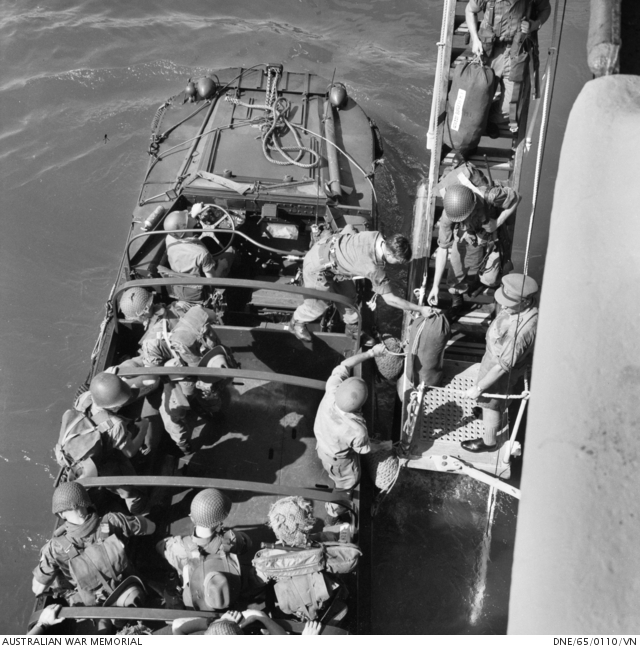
[78,475,347,503]
[112,277,360,316]
[126,228,306,268]
[116,366,326,392]
[28,607,347,634]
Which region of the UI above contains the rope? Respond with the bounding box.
[224,95,320,169]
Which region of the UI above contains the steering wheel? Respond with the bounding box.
[198,204,237,256]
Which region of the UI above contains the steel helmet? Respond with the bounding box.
[267,496,315,547]
[52,481,91,514]
[205,620,243,636]
[103,576,146,608]
[190,488,232,527]
[443,184,476,222]
[90,372,132,410]
[119,287,154,322]
[203,572,234,610]
[163,210,197,238]
[335,377,368,413]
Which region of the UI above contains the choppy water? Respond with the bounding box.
[0,0,590,634]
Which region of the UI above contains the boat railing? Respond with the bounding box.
[27,607,347,634]
[116,365,326,392]
[404,0,457,325]
[111,277,362,334]
[77,475,349,504]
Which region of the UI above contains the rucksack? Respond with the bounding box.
[57,530,129,606]
[157,260,212,304]
[253,543,360,621]
[54,397,115,469]
[169,305,221,366]
[183,551,242,611]
[252,542,361,580]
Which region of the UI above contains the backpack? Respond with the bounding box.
[157,261,212,304]
[57,530,129,606]
[169,305,221,366]
[253,542,361,580]
[252,542,361,619]
[183,551,242,611]
[54,396,115,469]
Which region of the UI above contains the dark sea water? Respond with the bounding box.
[0,0,589,634]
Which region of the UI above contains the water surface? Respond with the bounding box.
[0,0,589,633]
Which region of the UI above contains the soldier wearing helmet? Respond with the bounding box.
[32,482,155,604]
[427,177,520,316]
[290,228,432,343]
[157,488,251,612]
[461,273,539,453]
[69,373,149,513]
[163,209,220,304]
[313,344,386,491]
[119,287,155,324]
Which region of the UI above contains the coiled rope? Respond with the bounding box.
[224,95,320,169]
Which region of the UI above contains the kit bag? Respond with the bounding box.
[443,59,496,156]
[54,405,113,469]
[405,310,451,388]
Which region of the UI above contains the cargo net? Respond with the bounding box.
[419,369,485,443]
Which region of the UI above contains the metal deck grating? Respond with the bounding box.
[419,363,484,443]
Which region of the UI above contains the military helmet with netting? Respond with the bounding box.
[267,496,316,547]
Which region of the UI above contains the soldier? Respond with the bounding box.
[157,488,250,612]
[427,183,519,314]
[252,496,360,622]
[466,0,551,126]
[462,273,539,452]
[313,344,386,491]
[118,287,230,454]
[289,230,431,342]
[162,210,219,305]
[56,373,149,514]
[32,482,155,605]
